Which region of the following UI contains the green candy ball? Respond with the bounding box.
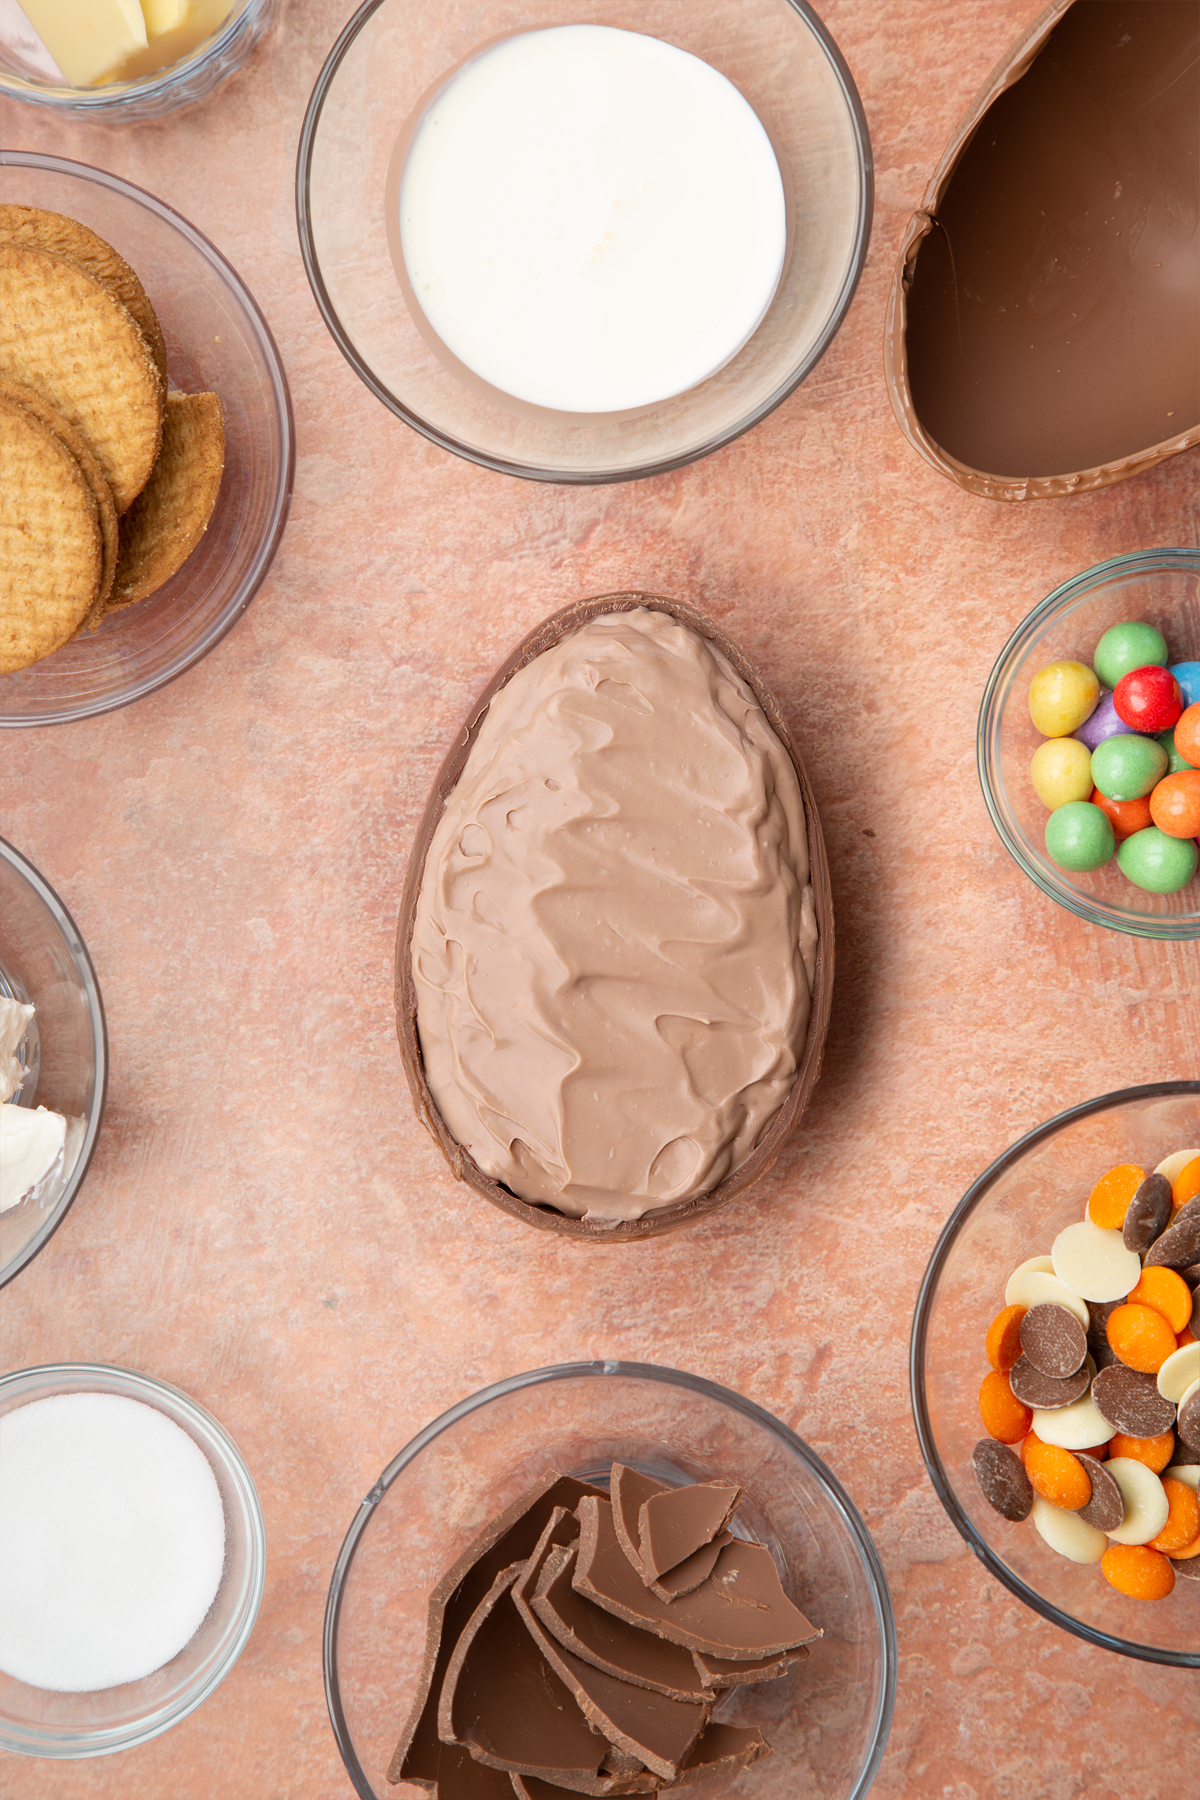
[1090,733,1168,801]
[1117,828,1199,894]
[1045,801,1115,872]
[1093,620,1169,689]
[1157,728,1192,776]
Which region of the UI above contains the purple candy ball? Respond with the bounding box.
[1073,688,1135,751]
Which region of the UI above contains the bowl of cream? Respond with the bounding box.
[0,836,106,1287]
[298,0,871,481]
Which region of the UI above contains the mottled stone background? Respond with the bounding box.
[3,1,1198,1796]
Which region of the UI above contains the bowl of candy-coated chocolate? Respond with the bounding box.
[911,1081,1200,1667]
[325,1361,896,1800]
[978,548,1200,939]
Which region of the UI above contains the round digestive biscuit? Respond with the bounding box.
[0,205,167,381]
[0,375,117,623]
[1029,1494,1106,1564]
[1008,1354,1090,1411]
[972,1438,1033,1522]
[109,390,225,610]
[1077,1456,1125,1533]
[0,397,102,671]
[1157,1343,1200,1404]
[1019,1303,1087,1378]
[1052,1219,1141,1303]
[1123,1173,1173,1255]
[0,243,163,514]
[1104,1458,1170,1545]
[1091,1363,1176,1439]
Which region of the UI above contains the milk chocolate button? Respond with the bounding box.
[1076,1456,1125,1533]
[1124,1173,1173,1255]
[1008,1353,1090,1410]
[1145,1198,1200,1270]
[1092,1364,1177,1438]
[1052,1220,1142,1303]
[1172,1554,1200,1580]
[973,1438,1033,1522]
[1019,1303,1087,1377]
[1178,1384,1200,1452]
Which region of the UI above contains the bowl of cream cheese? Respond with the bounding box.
[0,836,106,1288]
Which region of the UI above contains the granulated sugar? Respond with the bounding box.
[0,1391,225,1691]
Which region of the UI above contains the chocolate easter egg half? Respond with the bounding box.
[885,0,1199,501]
[395,595,833,1241]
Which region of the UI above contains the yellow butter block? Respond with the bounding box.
[141,0,187,33]
[17,0,148,85]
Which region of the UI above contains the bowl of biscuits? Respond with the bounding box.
[0,152,293,727]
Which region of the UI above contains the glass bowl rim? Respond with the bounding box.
[0,0,266,108]
[295,0,874,485]
[0,835,108,1292]
[975,545,1200,941]
[0,149,295,730]
[324,1357,898,1800]
[0,1359,268,1756]
[909,1078,1200,1668]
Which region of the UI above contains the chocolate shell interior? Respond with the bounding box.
[885,0,1200,500]
[394,593,834,1242]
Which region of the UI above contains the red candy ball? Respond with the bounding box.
[1113,665,1183,733]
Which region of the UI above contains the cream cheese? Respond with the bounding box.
[1,1103,67,1212]
[0,995,34,1104]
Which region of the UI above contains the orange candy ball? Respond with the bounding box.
[1089,788,1152,843]
[1149,769,1200,838]
[1021,1434,1092,1510]
[1101,1543,1176,1600]
[1106,1302,1179,1373]
[1125,1266,1193,1334]
[1086,1162,1146,1229]
[1174,701,1200,768]
[979,1370,1032,1443]
[985,1304,1027,1373]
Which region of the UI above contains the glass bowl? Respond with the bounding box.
[0,152,294,728]
[911,1081,1200,1668]
[297,0,872,483]
[977,548,1200,938]
[0,0,276,121]
[0,837,106,1290]
[0,1362,266,1756]
[326,1361,895,1800]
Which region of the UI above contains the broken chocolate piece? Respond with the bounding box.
[610,1465,669,1576]
[428,1743,522,1800]
[1007,1353,1089,1410]
[390,1475,605,1789]
[1076,1456,1125,1533]
[1123,1174,1173,1256]
[692,1645,808,1689]
[1018,1304,1086,1379]
[438,1565,610,1786]
[972,1438,1034,1523]
[665,1722,772,1788]
[1091,1365,1177,1439]
[1145,1198,1200,1271]
[574,1496,820,1660]
[638,1481,742,1582]
[513,1579,709,1781]
[532,1544,709,1700]
[646,1532,733,1601]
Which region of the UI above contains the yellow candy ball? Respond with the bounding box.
[1030,736,1095,810]
[1028,661,1101,737]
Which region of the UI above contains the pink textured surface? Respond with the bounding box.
[2,0,1198,1794]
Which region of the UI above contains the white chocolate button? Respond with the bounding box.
[1004,1269,1089,1327]
[1030,1494,1107,1563]
[1052,1220,1142,1303]
[1165,1464,1200,1492]
[1158,1345,1200,1403]
[1177,1376,1200,1412]
[1104,1458,1170,1544]
[1154,1149,1200,1185]
[1004,1255,1055,1305]
[1031,1393,1117,1450]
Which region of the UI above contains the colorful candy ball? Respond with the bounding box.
[1117,827,1199,894]
[1113,665,1184,734]
[1174,703,1200,768]
[1093,621,1169,689]
[1149,770,1200,840]
[1157,728,1193,775]
[1170,662,1200,709]
[1090,788,1152,842]
[1074,689,1134,752]
[1090,733,1168,801]
[1030,737,1094,809]
[1045,800,1114,872]
[1029,661,1101,737]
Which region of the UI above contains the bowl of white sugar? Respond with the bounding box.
[298,0,872,482]
[0,1363,265,1757]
